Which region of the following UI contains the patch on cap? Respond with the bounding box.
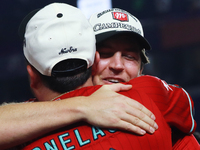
[112,12,128,22]
[89,8,151,50]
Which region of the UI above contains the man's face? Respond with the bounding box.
[93,34,143,85]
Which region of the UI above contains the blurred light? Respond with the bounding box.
[77,0,112,18]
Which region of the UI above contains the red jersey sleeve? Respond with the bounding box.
[128,75,196,134]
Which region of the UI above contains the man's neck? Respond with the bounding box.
[34,87,61,101]
[35,77,94,101]
[76,77,93,89]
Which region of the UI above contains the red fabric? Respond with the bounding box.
[23,85,172,149]
[128,75,196,134]
[173,134,200,150]
[23,75,199,149]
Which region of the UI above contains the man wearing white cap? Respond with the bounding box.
[1,3,184,149]
[0,2,163,150]
[89,8,151,86]
[89,8,199,149]
[1,3,199,150]
[20,6,198,149]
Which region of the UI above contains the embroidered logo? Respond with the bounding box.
[59,46,77,55]
[112,12,128,21]
[93,22,142,35]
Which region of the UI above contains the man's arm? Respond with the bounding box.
[0,84,157,149]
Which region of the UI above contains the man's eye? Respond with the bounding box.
[123,55,136,60]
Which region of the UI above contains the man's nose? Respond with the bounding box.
[109,52,124,72]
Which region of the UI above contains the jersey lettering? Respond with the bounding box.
[58,133,75,150]
[44,139,58,150]
[27,126,114,150]
[92,126,106,140]
[108,129,117,133]
[74,129,90,147]
[33,147,41,150]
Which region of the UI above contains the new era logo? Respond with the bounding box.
[112,12,128,21]
[59,46,77,55]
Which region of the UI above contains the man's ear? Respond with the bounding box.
[26,65,41,89]
[92,51,100,76]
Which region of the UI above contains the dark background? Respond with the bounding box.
[0,0,200,132]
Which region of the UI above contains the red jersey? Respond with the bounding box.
[22,75,199,150]
[128,75,196,134]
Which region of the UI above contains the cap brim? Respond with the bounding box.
[96,31,151,50]
[18,9,40,40]
[52,59,87,77]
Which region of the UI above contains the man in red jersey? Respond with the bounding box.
[1,3,199,150]
[89,8,199,149]
[19,3,199,150]
[0,2,159,150]
[8,3,173,150]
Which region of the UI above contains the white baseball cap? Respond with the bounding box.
[89,8,151,64]
[89,8,151,49]
[19,3,96,76]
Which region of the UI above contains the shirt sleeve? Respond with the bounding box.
[129,75,197,134]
